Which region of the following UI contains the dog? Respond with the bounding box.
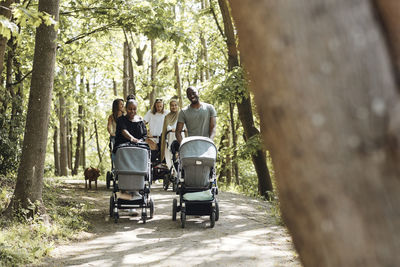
[84,167,100,190]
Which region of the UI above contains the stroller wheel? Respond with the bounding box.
[215,199,219,221]
[149,198,154,219]
[181,210,186,228]
[106,171,111,189]
[210,209,216,228]
[172,198,177,221]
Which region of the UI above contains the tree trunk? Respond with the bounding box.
[229,102,239,184]
[72,99,83,175]
[0,0,14,77]
[127,43,136,96]
[5,0,59,216]
[174,57,183,108]
[59,94,68,176]
[229,0,400,266]
[94,120,102,164]
[218,0,273,197]
[112,78,117,96]
[67,116,73,170]
[53,125,60,176]
[122,41,129,100]
[150,39,157,107]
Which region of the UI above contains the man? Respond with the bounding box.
[175,86,217,144]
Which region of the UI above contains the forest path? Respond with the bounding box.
[38,179,300,267]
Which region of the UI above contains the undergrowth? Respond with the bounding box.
[218,158,284,226]
[0,176,91,266]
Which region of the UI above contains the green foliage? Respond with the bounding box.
[212,66,248,103]
[0,178,90,266]
[237,134,263,160]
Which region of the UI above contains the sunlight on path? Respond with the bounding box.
[40,181,301,267]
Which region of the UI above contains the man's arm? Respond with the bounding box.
[175,121,185,144]
[209,116,216,140]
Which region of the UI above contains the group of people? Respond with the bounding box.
[107,87,217,163]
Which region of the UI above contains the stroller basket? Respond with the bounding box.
[179,137,217,188]
[114,145,150,191]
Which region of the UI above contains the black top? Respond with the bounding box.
[114,115,147,150]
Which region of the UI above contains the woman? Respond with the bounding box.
[160,97,183,167]
[107,98,124,151]
[114,99,147,150]
[143,98,167,149]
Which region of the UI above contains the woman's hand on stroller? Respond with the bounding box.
[130,136,140,143]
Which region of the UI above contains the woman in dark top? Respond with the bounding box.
[114,99,147,150]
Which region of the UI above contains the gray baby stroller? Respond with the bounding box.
[109,142,154,223]
[172,136,219,228]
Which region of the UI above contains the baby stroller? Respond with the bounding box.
[109,142,154,223]
[147,136,170,184]
[162,130,180,192]
[172,136,219,228]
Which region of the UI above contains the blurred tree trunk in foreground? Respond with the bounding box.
[229,0,400,266]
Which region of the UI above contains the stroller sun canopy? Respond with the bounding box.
[115,146,149,176]
[180,136,217,166]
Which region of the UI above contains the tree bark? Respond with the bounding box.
[122,41,129,100]
[67,115,73,170]
[5,0,59,216]
[373,0,400,86]
[112,78,117,96]
[72,85,83,175]
[94,120,102,164]
[53,125,60,176]
[174,57,183,108]
[150,39,157,107]
[229,102,239,184]
[229,0,400,266]
[59,94,68,176]
[218,0,273,197]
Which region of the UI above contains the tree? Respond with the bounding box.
[5,0,60,216]
[229,0,400,266]
[217,0,273,197]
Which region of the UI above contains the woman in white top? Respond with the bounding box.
[143,98,167,148]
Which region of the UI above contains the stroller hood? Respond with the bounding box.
[179,136,217,163]
[115,146,149,175]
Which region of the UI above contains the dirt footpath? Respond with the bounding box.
[40,180,301,267]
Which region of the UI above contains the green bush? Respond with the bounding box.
[0,178,90,266]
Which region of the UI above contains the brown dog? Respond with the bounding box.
[84,167,100,190]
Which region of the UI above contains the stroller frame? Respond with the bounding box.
[109,142,154,224]
[172,136,219,228]
[162,130,180,192]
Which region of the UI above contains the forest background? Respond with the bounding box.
[2,0,399,266]
[0,0,272,199]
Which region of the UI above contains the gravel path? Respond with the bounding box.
[38,180,301,267]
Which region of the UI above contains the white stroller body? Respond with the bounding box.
[109,143,154,223]
[172,136,219,228]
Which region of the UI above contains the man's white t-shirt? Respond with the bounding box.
[143,110,167,140]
